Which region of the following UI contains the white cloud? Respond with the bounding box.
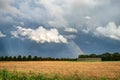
[11,26,67,43]
[0,31,6,37]
[65,28,77,33]
[84,16,91,20]
[95,22,120,40]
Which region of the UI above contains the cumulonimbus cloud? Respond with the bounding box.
[94,22,120,40]
[11,26,67,43]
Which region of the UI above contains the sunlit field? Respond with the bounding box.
[0,61,120,80]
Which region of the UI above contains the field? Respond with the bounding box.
[0,61,120,80]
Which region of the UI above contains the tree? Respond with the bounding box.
[28,55,32,61]
[23,56,27,61]
[101,52,112,61]
[13,56,17,61]
[8,56,12,61]
[79,55,88,58]
[4,56,9,61]
[89,54,97,58]
[17,55,22,61]
[112,52,120,61]
[33,56,37,61]
[0,56,4,61]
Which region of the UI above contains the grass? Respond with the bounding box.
[0,61,120,80]
[0,69,111,80]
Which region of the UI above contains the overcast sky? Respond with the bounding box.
[0,0,120,58]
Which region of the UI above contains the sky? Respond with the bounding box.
[0,0,120,58]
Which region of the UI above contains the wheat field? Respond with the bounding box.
[0,61,120,79]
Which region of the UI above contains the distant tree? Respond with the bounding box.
[0,56,2,61]
[79,55,88,58]
[33,56,38,61]
[89,54,97,58]
[8,56,12,61]
[112,52,120,61]
[13,56,17,61]
[23,56,27,61]
[17,55,22,61]
[39,57,42,61]
[27,55,32,61]
[101,52,112,61]
[4,56,9,61]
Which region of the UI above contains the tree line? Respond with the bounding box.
[0,55,77,61]
[0,52,120,61]
[79,52,120,61]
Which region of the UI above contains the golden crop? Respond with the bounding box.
[0,61,120,79]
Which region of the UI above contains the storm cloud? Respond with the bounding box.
[0,0,120,57]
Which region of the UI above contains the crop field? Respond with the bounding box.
[0,61,120,80]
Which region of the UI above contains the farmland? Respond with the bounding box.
[0,61,120,80]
